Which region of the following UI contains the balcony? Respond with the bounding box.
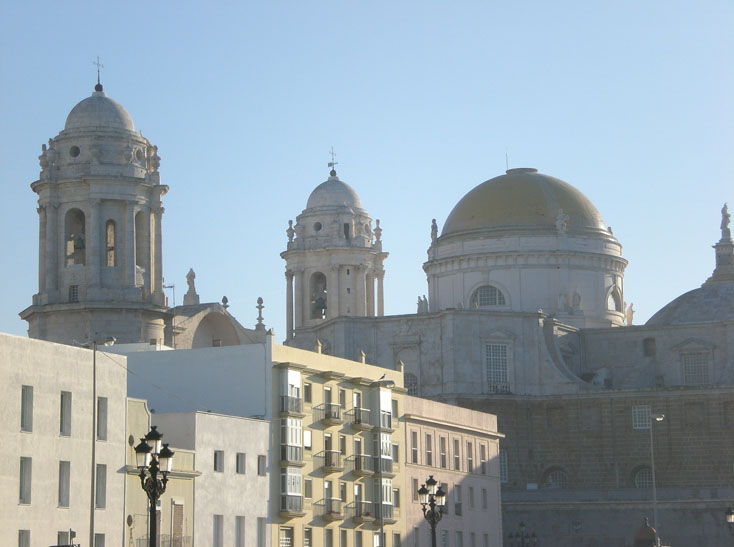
[374,456,395,477]
[487,383,511,394]
[373,502,397,524]
[280,444,304,467]
[315,498,344,521]
[279,494,306,518]
[317,450,344,473]
[280,396,305,417]
[314,403,343,426]
[346,407,373,430]
[346,500,375,524]
[346,454,374,477]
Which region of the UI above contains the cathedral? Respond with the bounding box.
[20,83,734,545]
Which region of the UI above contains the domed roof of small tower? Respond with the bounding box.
[441,168,608,239]
[64,84,135,132]
[306,169,363,210]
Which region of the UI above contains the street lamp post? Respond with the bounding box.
[418,475,446,547]
[508,521,538,546]
[135,426,175,547]
[371,378,395,547]
[725,507,734,535]
[649,412,665,544]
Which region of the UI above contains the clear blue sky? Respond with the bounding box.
[2,1,732,340]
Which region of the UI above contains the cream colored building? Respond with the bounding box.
[0,333,127,547]
[403,396,503,547]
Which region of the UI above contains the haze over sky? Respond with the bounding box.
[2,2,732,342]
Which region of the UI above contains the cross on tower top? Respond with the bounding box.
[328,146,338,176]
[93,56,104,91]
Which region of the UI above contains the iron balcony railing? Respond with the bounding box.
[346,500,374,520]
[346,407,372,427]
[314,402,342,423]
[136,536,192,547]
[315,498,344,519]
[487,383,511,394]
[347,453,374,474]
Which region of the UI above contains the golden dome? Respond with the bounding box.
[441,168,608,239]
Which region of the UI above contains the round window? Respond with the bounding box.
[70,146,80,158]
[135,148,144,162]
[313,222,322,232]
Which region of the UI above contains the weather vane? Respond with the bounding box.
[93,56,104,86]
[328,146,338,172]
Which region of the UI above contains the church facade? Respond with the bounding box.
[284,168,734,545]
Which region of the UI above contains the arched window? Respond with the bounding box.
[309,272,327,319]
[105,220,116,267]
[64,209,86,266]
[607,287,623,312]
[634,467,653,489]
[542,468,568,489]
[470,285,506,308]
[404,373,418,396]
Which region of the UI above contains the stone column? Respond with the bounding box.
[377,271,385,316]
[329,265,340,319]
[285,270,294,339]
[37,206,46,293]
[88,199,101,287]
[151,206,165,303]
[124,201,135,288]
[366,271,375,316]
[294,268,305,328]
[45,203,58,293]
[355,264,366,316]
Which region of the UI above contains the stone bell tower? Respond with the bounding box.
[281,166,388,341]
[20,82,170,345]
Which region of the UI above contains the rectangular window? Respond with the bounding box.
[95,463,106,508]
[341,529,348,547]
[257,518,266,547]
[392,443,399,463]
[21,385,33,432]
[60,391,72,436]
[19,457,31,504]
[454,484,462,516]
[411,431,418,463]
[441,530,449,547]
[480,444,487,474]
[425,433,433,466]
[236,452,246,474]
[236,516,245,547]
[355,531,362,547]
[58,460,70,507]
[324,386,332,403]
[414,528,419,547]
[393,488,400,508]
[632,405,652,429]
[304,430,312,450]
[340,481,347,502]
[392,399,399,420]
[485,343,509,392]
[683,353,709,385]
[94,534,105,547]
[304,478,312,499]
[339,388,346,409]
[18,530,30,547]
[258,455,266,476]
[213,514,223,547]
[214,450,224,472]
[453,438,461,470]
[466,441,473,472]
[412,477,419,501]
[484,533,489,547]
[305,528,312,547]
[482,488,488,510]
[304,383,312,403]
[394,533,401,547]
[439,437,447,468]
[456,531,463,547]
[500,449,508,483]
[326,528,333,547]
[441,483,449,514]
[469,486,474,509]
[97,397,108,441]
[340,435,347,455]
[470,533,476,547]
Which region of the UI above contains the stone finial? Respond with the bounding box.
[374,219,382,243]
[314,339,323,354]
[431,219,438,245]
[626,302,634,325]
[721,203,731,241]
[255,297,265,330]
[359,350,366,364]
[183,268,200,305]
[397,360,405,373]
[555,208,569,234]
[222,296,229,309]
[286,220,295,243]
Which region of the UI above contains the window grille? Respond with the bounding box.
[471,285,506,308]
[682,353,709,385]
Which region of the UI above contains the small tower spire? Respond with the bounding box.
[328,146,338,177]
[93,56,104,92]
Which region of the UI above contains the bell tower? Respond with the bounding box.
[20,82,170,345]
[281,167,388,341]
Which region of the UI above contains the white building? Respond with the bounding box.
[0,333,128,547]
[151,411,270,547]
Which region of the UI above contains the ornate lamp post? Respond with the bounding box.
[725,507,734,535]
[508,521,538,546]
[135,426,174,547]
[418,475,446,547]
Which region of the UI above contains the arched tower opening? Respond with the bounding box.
[310,272,327,319]
[64,208,86,266]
